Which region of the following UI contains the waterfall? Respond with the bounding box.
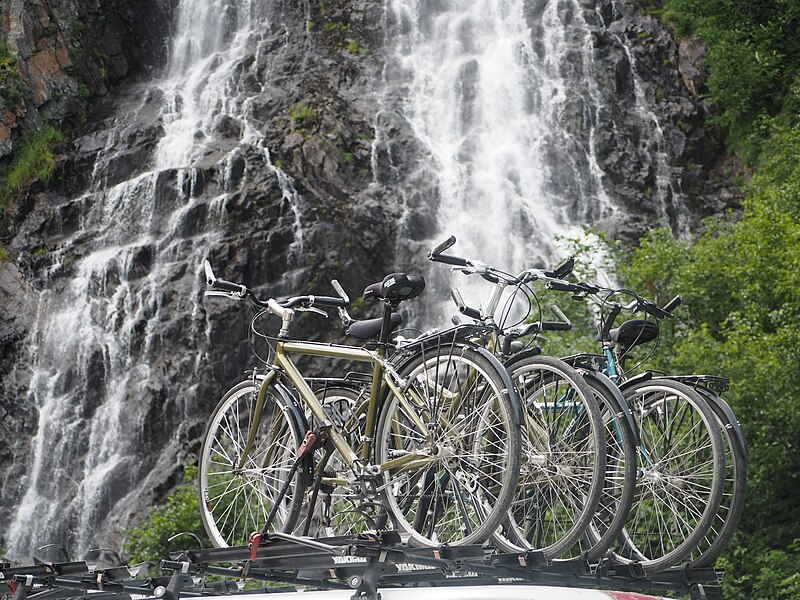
[4,1,297,559]
[379,0,685,322]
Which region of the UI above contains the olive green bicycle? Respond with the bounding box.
[198,261,522,549]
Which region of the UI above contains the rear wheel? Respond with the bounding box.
[198,380,307,547]
[376,344,521,547]
[683,387,746,568]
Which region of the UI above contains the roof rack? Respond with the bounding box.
[0,532,723,600]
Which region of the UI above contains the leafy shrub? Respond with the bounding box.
[581,119,800,598]
[662,0,800,161]
[122,464,211,564]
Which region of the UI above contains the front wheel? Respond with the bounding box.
[375,345,521,547]
[613,378,725,573]
[198,380,308,547]
[492,355,606,559]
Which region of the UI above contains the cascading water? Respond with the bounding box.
[379,0,686,320]
[5,1,302,559]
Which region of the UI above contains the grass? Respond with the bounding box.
[0,125,64,209]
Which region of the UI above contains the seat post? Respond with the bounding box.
[378,301,399,345]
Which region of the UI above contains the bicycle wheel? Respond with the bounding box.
[579,373,639,562]
[198,380,308,547]
[683,386,747,568]
[298,383,385,538]
[613,378,725,573]
[492,355,606,559]
[375,343,521,547]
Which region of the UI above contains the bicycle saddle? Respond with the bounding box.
[346,313,403,340]
[609,319,659,349]
[363,272,426,303]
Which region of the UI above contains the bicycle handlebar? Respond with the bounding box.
[546,280,601,294]
[428,235,457,258]
[202,260,353,338]
[662,294,684,314]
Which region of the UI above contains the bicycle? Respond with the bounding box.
[425,237,623,561]
[197,260,522,549]
[552,282,731,572]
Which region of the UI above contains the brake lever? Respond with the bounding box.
[205,290,244,300]
[295,306,329,317]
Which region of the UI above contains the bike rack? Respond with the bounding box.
[0,532,723,600]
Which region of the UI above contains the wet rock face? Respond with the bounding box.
[0,0,174,157]
[586,0,731,241]
[0,0,402,556]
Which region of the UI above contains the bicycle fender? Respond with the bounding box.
[617,370,654,391]
[256,372,311,433]
[659,378,748,458]
[583,370,640,446]
[472,345,523,426]
[503,347,543,364]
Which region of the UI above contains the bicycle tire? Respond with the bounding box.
[683,386,747,568]
[580,373,639,562]
[492,355,606,559]
[612,378,725,573]
[375,343,521,547]
[198,380,308,547]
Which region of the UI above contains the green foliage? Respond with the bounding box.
[122,464,211,564]
[0,125,64,210]
[288,100,318,128]
[586,119,800,598]
[662,0,800,160]
[0,36,26,110]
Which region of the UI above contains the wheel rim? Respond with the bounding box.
[199,384,302,547]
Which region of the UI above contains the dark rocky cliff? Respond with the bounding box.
[0,0,739,557]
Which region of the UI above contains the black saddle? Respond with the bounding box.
[609,319,659,349]
[363,272,426,303]
[346,313,403,340]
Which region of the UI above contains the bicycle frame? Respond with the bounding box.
[240,338,445,480]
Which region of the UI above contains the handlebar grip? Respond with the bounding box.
[544,256,575,279]
[313,296,348,308]
[212,278,246,294]
[428,235,457,258]
[459,305,482,320]
[451,288,481,320]
[546,280,581,293]
[540,321,571,331]
[433,253,469,267]
[662,294,684,314]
